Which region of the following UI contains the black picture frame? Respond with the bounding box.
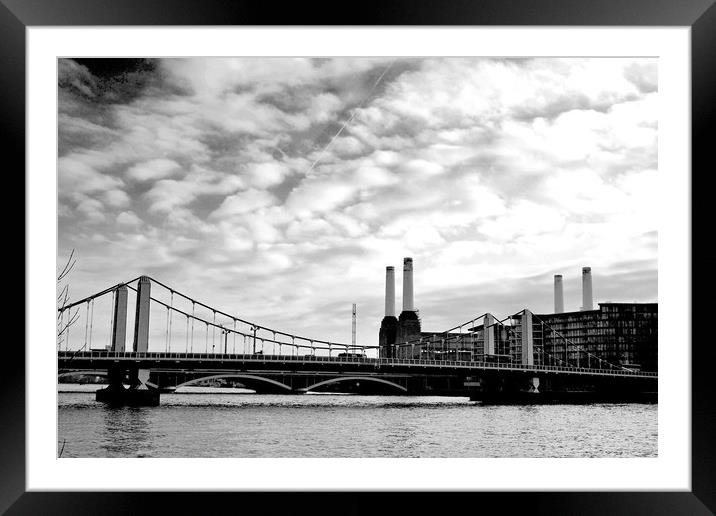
[5,0,715,514]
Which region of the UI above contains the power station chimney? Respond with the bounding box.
[396,256,421,358]
[379,265,399,358]
[402,257,414,312]
[554,274,564,313]
[385,266,395,317]
[582,267,593,311]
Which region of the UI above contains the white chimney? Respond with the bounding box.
[582,267,593,311]
[402,257,414,312]
[554,274,564,313]
[385,266,395,317]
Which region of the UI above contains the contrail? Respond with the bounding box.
[304,59,396,176]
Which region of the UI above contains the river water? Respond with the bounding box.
[58,385,657,458]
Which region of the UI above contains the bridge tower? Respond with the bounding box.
[521,309,534,366]
[352,303,357,348]
[379,266,399,358]
[111,285,128,352]
[484,313,495,355]
[397,257,421,358]
[133,276,151,353]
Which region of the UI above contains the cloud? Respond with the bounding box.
[58,59,98,98]
[285,177,358,217]
[103,189,131,208]
[126,158,182,182]
[160,57,393,98]
[116,210,143,227]
[58,57,658,349]
[244,162,293,189]
[144,166,244,214]
[58,152,124,196]
[210,189,277,219]
[75,197,106,224]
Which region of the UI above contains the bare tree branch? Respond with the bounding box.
[57,307,80,341]
[57,250,79,347]
[57,252,77,457]
[57,249,76,283]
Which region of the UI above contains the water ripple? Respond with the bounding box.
[58,390,657,458]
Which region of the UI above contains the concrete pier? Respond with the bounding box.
[95,364,159,406]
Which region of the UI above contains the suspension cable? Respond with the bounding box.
[531,312,631,372]
[61,275,631,370]
[69,277,633,370]
[57,277,142,313]
[141,276,359,349]
[125,283,379,351]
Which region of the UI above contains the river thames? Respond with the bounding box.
[57,385,657,458]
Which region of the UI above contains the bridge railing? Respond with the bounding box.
[57,350,658,378]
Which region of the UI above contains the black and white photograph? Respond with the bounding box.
[55,55,661,460]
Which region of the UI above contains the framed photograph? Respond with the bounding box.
[8,0,715,513]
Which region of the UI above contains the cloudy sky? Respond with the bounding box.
[58,57,658,352]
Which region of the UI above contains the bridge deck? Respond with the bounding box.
[58,351,657,379]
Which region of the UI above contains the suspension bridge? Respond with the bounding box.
[57,276,657,405]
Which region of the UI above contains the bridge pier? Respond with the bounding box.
[95,364,159,406]
[468,371,657,404]
[468,373,544,403]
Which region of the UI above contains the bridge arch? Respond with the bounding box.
[302,376,408,393]
[173,374,293,392]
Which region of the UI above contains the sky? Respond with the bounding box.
[57,57,658,353]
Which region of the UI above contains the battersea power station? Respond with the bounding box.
[378,258,658,372]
